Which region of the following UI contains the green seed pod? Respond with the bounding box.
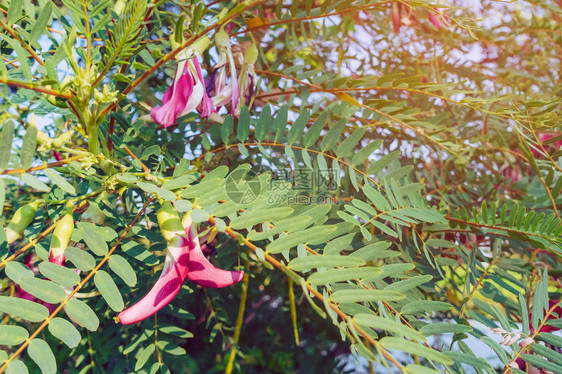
[49,213,74,265]
[157,202,185,243]
[5,202,39,244]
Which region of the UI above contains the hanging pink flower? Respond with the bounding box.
[429,8,449,29]
[150,49,216,128]
[531,133,562,158]
[117,207,244,325]
[183,214,244,288]
[209,29,239,115]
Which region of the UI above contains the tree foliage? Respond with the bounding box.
[0,0,561,373]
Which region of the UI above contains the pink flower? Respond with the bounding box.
[117,235,190,325]
[429,8,449,29]
[209,29,239,115]
[150,49,216,128]
[117,213,243,325]
[531,134,562,158]
[183,214,244,288]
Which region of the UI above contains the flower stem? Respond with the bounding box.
[224,270,249,374]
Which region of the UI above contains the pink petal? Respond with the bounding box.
[117,235,189,325]
[176,60,204,118]
[429,9,449,29]
[49,252,65,266]
[184,216,244,288]
[193,59,216,118]
[150,61,194,128]
[227,49,239,115]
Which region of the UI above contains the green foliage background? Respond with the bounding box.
[0,0,561,373]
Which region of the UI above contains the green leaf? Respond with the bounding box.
[64,299,99,331]
[21,174,51,192]
[5,261,34,283]
[442,351,490,369]
[12,42,32,81]
[20,125,37,169]
[18,278,66,304]
[48,317,81,348]
[362,185,390,211]
[108,255,137,287]
[521,354,562,372]
[404,364,440,374]
[230,207,294,229]
[350,241,393,261]
[65,246,95,271]
[288,255,366,271]
[221,115,233,143]
[0,296,49,322]
[135,344,155,371]
[380,337,453,366]
[255,104,271,141]
[420,323,472,336]
[401,300,453,315]
[0,178,4,213]
[288,109,310,145]
[368,150,400,174]
[161,174,196,190]
[352,139,382,166]
[158,324,193,339]
[336,127,365,158]
[38,262,80,287]
[330,289,405,304]
[28,338,57,374]
[530,343,562,366]
[308,267,382,285]
[354,313,425,341]
[237,107,250,142]
[157,340,187,355]
[94,270,124,312]
[7,0,23,24]
[29,3,52,45]
[272,104,288,143]
[538,332,562,347]
[6,360,28,374]
[320,119,346,152]
[385,275,433,293]
[248,215,313,241]
[46,169,76,195]
[78,223,108,256]
[0,121,15,170]
[267,225,337,253]
[303,111,328,147]
[0,325,28,345]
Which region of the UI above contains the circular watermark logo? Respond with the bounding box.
[224,168,262,204]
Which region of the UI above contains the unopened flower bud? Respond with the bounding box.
[244,43,259,65]
[215,29,230,48]
[519,337,534,348]
[5,202,39,243]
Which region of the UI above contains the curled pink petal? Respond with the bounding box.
[117,235,189,325]
[184,216,244,288]
[150,60,195,128]
[193,59,216,118]
[429,8,449,29]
